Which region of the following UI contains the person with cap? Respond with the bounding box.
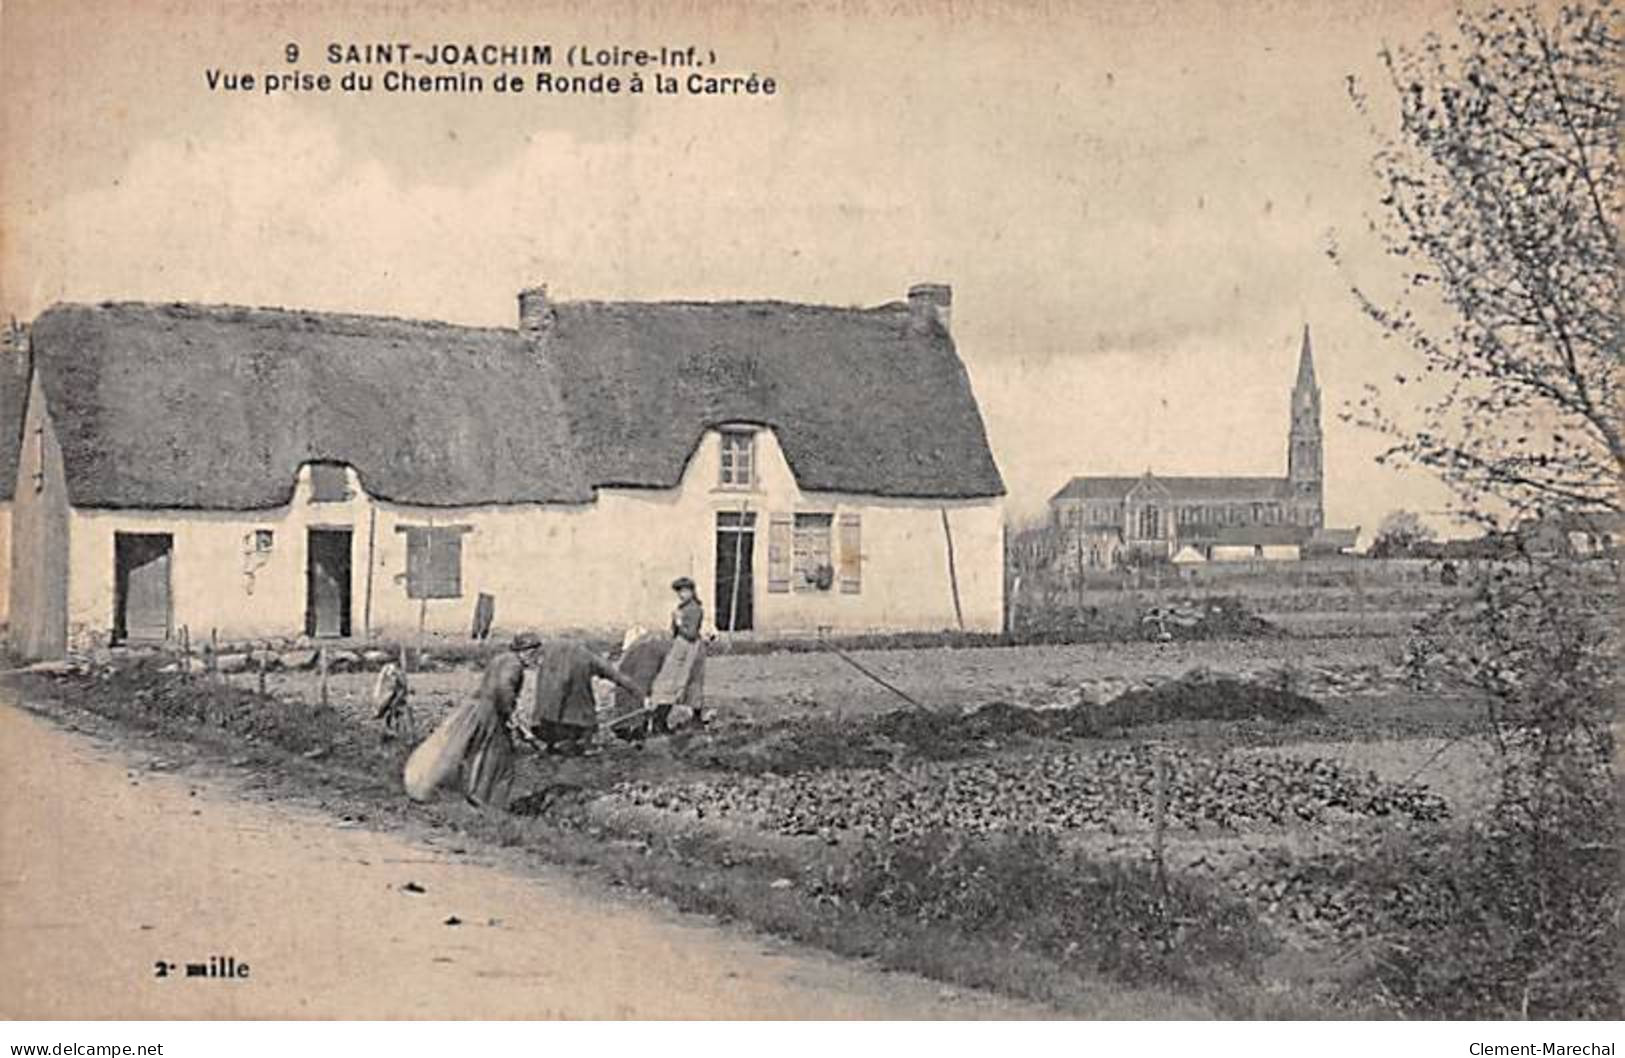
[512,635,649,755]
[649,576,708,730]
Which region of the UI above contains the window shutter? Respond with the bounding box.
[406,529,429,599]
[404,527,465,600]
[432,531,463,598]
[767,513,792,593]
[838,513,862,593]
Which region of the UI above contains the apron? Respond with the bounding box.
[650,636,705,707]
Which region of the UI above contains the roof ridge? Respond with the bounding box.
[561,298,902,314]
[46,300,518,336]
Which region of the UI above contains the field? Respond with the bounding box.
[261,634,1416,720]
[14,596,1536,1018]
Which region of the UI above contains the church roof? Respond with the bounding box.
[1052,474,1291,503]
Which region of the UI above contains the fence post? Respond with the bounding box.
[210,628,220,681]
[180,625,191,682]
[319,646,330,709]
[1152,750,1169,899]
[257,648,267,696]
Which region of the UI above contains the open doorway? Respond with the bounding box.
[306,528,353,638]
[114,533,173,644]
[714,511,756,632]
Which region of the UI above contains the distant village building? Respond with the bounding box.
[1515,510,1623,558]
[8,284,1006,659]
[1049,327,1356,566]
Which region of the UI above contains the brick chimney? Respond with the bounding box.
[518,285,554,337]
[907,282,952,333]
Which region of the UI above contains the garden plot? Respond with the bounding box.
[608,743,1451,843]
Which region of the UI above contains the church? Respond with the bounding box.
[1049,327,1358,567]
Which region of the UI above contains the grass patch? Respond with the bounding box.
[830,827,1274,990]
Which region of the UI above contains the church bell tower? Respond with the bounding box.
[1287,325,1324,528]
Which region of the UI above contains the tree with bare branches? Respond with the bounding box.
[1337,3,1620,1018]
[1339,2,1620,525]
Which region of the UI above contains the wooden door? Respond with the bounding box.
[714,513,756,632]
[115,533,173,642]
[306,529,353,638]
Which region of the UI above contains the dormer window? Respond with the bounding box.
[309,463,351,503]
[719,429,755,489]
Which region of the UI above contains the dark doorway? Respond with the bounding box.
[306,529,353,638]
[114,533,173,643]
[714,512,756,632]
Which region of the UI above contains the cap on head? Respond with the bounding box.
[509,631,542,653]
[671,576,696,592]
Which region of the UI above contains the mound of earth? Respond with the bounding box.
[1092,670,1325,730]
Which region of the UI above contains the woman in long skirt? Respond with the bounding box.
[460,637,533,808]
[649,577,707,729]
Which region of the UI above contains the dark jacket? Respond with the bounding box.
[523,639,636,729]
[672,598,704,642]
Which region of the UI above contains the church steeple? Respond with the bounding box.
[1295,324,1318,392]
[1287,325,1324,529]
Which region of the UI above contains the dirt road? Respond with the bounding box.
[0,701,1046,1019]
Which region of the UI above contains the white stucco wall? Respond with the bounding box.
[60,427,1004,646]
[1210,544,1300,563]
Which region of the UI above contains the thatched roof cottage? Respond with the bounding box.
[9,284,1006,658]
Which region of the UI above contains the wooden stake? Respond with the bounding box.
[257,650,267,696]
[726,502,747,633]
[1074,518,1085,616]
[364,505,378,640]
[210,628,219,681]
[940,508,965,632]
[319,646,329,709]
[180,626,191,682]
[1152,750,1169,899]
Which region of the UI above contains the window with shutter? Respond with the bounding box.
[838,513,862,593]
[401,526,468,599]
[767,514,792,593]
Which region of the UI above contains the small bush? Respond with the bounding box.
[829,827,1273,989]
[1249,812,1621,1019]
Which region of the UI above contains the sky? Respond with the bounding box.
[0,0,1470,536]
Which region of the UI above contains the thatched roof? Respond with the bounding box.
[543,299,1005,499]
[0,361,27,501]
[28,295,1004,510]
[30,302,593,509]
[1053,474,1291,503]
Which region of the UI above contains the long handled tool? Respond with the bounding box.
[818,632,930,712]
